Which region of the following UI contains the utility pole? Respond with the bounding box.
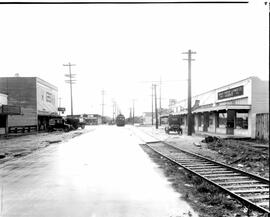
[132,99,135,125]
[112,101,116,123]
[154,84,158,129]
[58,97,62,115]
[63,62,76,116]
[182,50,196,136]
[101,89,105,124]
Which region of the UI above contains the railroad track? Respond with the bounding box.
[135,129,270,214]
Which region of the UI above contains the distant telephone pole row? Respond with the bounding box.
[182,50,196,136]
[132,99,135,125]
[63,62,76,116]
[101,89,105,123]
[154,84,158,129]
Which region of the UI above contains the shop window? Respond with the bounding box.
[209,115,214,126]
[198,115,201,126]
[218,112,227,128]
[201,114,204,126]
[236,112,248,129]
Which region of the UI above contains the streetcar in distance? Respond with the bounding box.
[116,114,125,127]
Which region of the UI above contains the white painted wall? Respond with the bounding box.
[0,93,7,106]
[36,78,58,115]
[250,77,269,138]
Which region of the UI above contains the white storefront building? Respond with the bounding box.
[169,77,269,138]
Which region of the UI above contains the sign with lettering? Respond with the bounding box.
[218,86,244,100]
[46,92,55,105]
[1,105,21,114]
[58,107,66,112]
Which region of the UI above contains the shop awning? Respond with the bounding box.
[193,104,251,113]
[171,111,187,115]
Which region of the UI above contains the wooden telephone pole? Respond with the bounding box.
[63,62,76,116]
[182,50,196,136]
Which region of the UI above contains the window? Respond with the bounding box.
[209,114,214,126]
[218,112,227,128]
[198,115,201,126]
[236,112,248,129]
[201,114,204,126]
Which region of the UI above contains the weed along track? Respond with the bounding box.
[145,141,270,215]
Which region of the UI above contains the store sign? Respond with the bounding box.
[58,107,66,112]
[1,105,21,114]
[218,85,244,100]
[46,92,55,104]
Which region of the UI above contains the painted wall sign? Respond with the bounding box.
[218,85,244,100]
[1,105,21,114]
[46,92,55,105]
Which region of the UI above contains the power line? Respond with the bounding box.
[138,79,187,83]
[63,62,76,116]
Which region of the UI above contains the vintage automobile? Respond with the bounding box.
[66,115,86,130]
[48,117,72,132]
[165,115,182,135]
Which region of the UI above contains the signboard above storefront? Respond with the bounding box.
[218,85,244,100]
[1,105,21,115]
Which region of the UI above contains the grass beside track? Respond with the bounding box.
[140,144,265,217]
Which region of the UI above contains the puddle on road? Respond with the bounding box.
[1,126,198,217]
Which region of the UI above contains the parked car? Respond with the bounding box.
[165,115,182,135]
[48,117,72,132]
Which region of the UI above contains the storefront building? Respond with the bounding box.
[169,77,269,138]
[0,93,21,135]
[0,77,58,133]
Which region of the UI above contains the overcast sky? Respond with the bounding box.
[0,0,268,117]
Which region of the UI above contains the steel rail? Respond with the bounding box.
[140,129,269,184]
[166,142,270,184]
[145,142,269,214]
[135,129,269,214]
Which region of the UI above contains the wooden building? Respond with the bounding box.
[0,77,58,133]
[169,77,269,138]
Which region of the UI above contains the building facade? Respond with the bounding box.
[83,114,102,125]
[142,112,153,125]
[0,92,21,135]
[0,77,58,133]
[169,77,269,138]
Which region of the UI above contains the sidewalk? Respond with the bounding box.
[0,128,92,163]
